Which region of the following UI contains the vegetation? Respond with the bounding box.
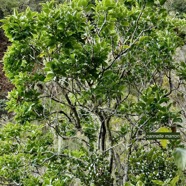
[1,0,186,185]
[0,0,49,18]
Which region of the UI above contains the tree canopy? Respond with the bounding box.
[1,0,186,185]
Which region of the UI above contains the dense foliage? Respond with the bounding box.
[1,0,186,185]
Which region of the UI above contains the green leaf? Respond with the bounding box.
[152,180,164,185]
[173,148,186,170]
[124,183,134,186]
[137,181,144,186]
[170,176,179,186]
[77,0,88,7]
[102,0,115,8]
[44,72,54,82]
[159,0,166,5]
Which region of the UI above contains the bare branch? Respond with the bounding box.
[64,94,81,130]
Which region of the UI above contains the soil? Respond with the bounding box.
[0,29,13,99]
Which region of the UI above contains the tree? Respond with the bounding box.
[0,0,48,18]
[1,0,186,185]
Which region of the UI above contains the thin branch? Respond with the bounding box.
[98,12,108,35]
[104,140,125,153]
[130,2,146,43]
[0,177,20,186]
[52,124,90,147]
[41,152,87,165]
[164,70,173,97]
[50,110,72,123]
[64,94,81,130]
[164,71,182,97]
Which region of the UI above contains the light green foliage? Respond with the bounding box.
[173,148,186,170]
[1,0,186,185]
[152,176,179,186]
[134,85,182,132]
[0,122,55,185]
